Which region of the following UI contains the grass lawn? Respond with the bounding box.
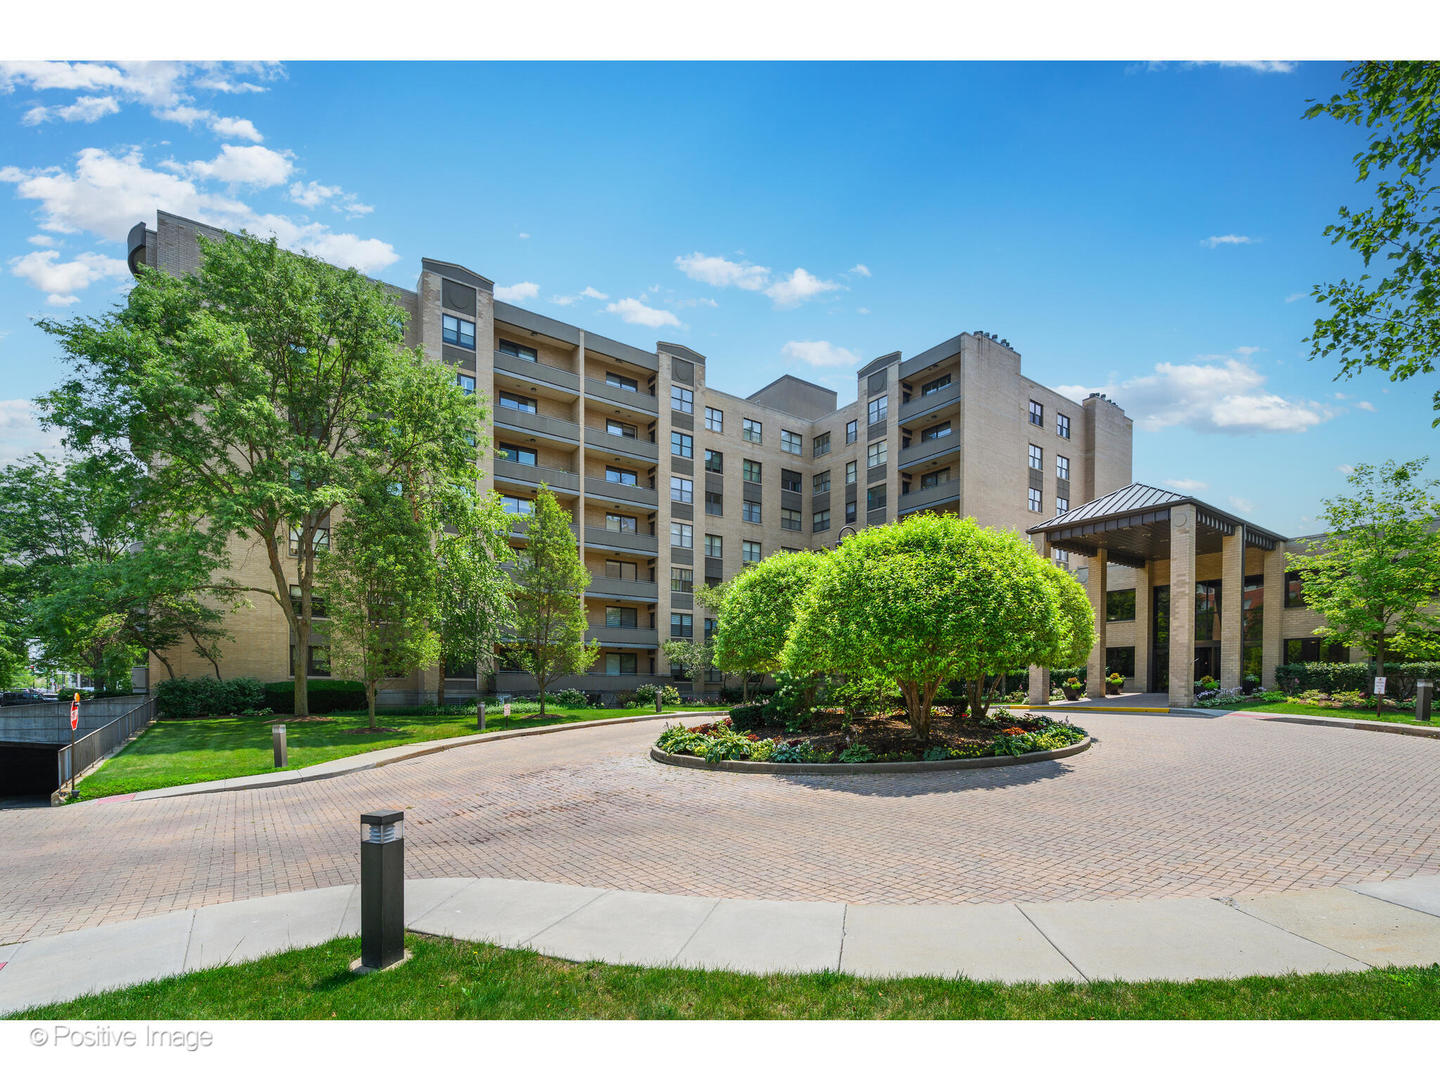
[1225,701,1440,728]
[71,704,718,802]
[7,933,1440,1020]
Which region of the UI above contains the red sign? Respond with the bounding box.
[70,693,79,731]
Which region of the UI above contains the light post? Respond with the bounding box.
[356,809,406,972]
[1417,679,1433,725]
[477,701,486,731]
[272,723,287,768]
[655,688,662,714]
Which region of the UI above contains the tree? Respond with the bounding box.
[712,550,826,701]
[434,486,516,716]
[318,487,441,727]
[38,230,481,714]
[784,514,1093,739]
[661,581,725,690]
[1286,458,1440,678]
[1305,62,1440,421]
[508,486,598,715]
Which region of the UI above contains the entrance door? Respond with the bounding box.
[1194,645,1219,682]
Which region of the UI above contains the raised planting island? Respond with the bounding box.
[652,704,1090,775]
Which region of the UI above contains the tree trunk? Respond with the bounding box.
[436,661,446,709]
[536,677,547,717]
[367,682,377,727]
[966,678,986,721]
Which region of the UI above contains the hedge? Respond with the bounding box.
[262,679,367,714]
[1273,661,1440,699]
[156,676,266,718]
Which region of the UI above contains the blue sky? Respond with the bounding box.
[0,60,1428,534]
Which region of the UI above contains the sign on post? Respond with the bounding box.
[69,692,79,731]
[1373,677,1387,696]
[503,701,511,718]
[1374,676,1387,719]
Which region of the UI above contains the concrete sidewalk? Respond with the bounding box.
[6,873,1440,1014]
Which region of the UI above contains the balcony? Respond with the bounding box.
[585,624,660,648]
[492,457,581,494]
[585,475,659,508]
[494,351,580,394]
[493,407,580,445]
[898,477,961,514]
[507,519,580,542]
[898,429,962,468]
[899,383,962,423]
[584,376,659,416]
[586,575,660,602]
[585,426,659,462]
[584,526,658,556]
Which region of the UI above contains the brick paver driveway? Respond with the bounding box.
[4,711,1440,943]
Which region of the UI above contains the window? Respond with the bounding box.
[1054,549,1070,569]
[742,417,763,443]
[605,512,638,533]
[670,613,694,638]
[605,371,638,392]
[1285,570,1306,608]
[606,465,638,486]
[868,395,888,425]
[670,476,693,503]
[605,653,638,675]
[704,406,724,432]
[442,314,476,349]
[845,499,857,524]
[497,443,536,467]
[1027,487,1042,512]
[670,522,693,548]
[670,385,693,413]
[845,419,858,444]
[813,470,831,494]
[1057,455,1070,481]
[845,460,857,485]
[670,431,693,458]
[1057,496,1069,513]
[1057,413,1071,439]
[288,524,330,557]
[921,422,951,442]
[741,540,762,565]
[1029,399,1044,427]
[604,560,637,580]
[781,429,802,454]
[704,618,717,643]
[813,509,831,532]
[671,567,693,593]
[742,459,762,483]
[742,499,762,523]
[496,338,536,361]
[1106,647,1135,679]
[867,441,887,468]
[1028,444,1043,470]
[501,495,534,515]
[813,432,831,457]
[705,575,722,589]
[306,645,330,676]
[921,468,949,490]
[606,607,638,628]
[781,469,802,493]
[289,585,327,619]
[921,373,951,396]
[781,508,802,531]
[605,418,637,439]
[1107,589,1136,621]
[456,373,476,395]
[867,485,887,512]
[1285,637,1349,663]
[705,491,723,516]
[498,391,536,414]
[704,533,722,558]
[704,449,724,474]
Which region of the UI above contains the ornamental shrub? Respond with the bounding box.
[728,702,767,727]
[547,688,589,709]
[838,743,877,763]
[262,679,366,714]
[631,683,682,708]
[156,676,266,718]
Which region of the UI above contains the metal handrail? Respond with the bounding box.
[55,696,157,798]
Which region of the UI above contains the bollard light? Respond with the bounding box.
[655,688,662,714]
[358,809,406,972]
[1418,680,1433,725]
[477,701,487,732]
[272,723,287,768]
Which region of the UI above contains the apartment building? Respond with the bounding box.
[128,211,1134,701]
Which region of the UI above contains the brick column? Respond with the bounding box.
[1133,561,1152,692]
[1219,526,1246,690]
[1028,535,1052,705]
[1169,505,1197,707]
[1262,546,1286,690]
[1085,550,1108,699]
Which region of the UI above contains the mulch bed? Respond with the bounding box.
[713,707,1045,755]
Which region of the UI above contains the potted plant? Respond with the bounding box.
[1063,676,1083,701]
[1105,672,1125,695]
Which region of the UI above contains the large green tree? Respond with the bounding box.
[1286,458,1440,678]
[38,231,481,714]
[784,514,1093,738]
[1305,62,1440,420]
[712,550,825,701]
[434,485,516,716]
[508,485,598,715]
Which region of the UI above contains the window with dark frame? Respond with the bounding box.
[1029,400,1044,426]
[442,314,475,349]
[496,338,535,361]
[671,385,694,413]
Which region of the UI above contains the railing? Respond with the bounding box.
[584,526,659,555]
[493,408,581,443]
[55,695,157,798]
[585,624,660,646]
[585,426,659,461]
[899,383,962,423]
[585,475,659,507]
[585,575,660,600]
[898,477,962,513]
[494,350,580,392]
[898,429,962,468]
[584,377,660,415]
[493,457,582,493]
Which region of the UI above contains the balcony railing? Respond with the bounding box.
[493,408,580,444]
[585,475,659,507]
[494,350,580,393]
[584,377,659,415]
[493,457,581,494]
[585,624,660,647]
[898,429,962,468]
[586,575,659,601]
[584,526,659,555]
[898,477,961,514]
[585,426,659,462]
[899,383,962,423]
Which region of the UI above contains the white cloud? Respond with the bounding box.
[153,105,264,143]
[1202,234,1258,248]
[0,400,65,465]
[9,248,129,305]
[1218,61,1297,73]
[764,267,842,308]
[1233,345,1262,357]
[1057,352,1337,435]
[674,252,769,290]
[1338,464,1355,475]
[1164,478,1210,491]
[27,234,54,246]
[1229,496,1258,515]
[1356,400,1377,412]
[580,286,608,300]
[856,306,871,315]
[1285,291,1307,303]
[849,263,871,277]
[210,116,262,142]
[782,340,861,369]
[606,297,680,328]
[495,282,540,302]
[0,62,127,94]
[21,96,120,126]
[518,232,531,240]
[172,144,294,187]
[288,180,342,208]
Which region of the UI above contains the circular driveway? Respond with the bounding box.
[5,711,1440,943]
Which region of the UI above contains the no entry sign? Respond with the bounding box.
[69,693,79,731]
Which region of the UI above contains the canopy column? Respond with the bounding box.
[1168,504,1197,707]
[1085,550,1108,698]
[1219,525,1246,690]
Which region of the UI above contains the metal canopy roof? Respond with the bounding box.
[1026,483,1286,568]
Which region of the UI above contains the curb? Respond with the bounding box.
[1244,712,1440,740]
[649,736,1092,775]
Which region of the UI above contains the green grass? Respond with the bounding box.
[1226,701,1440,728]
[71,705,718,801]
[7,933,1440,1019]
